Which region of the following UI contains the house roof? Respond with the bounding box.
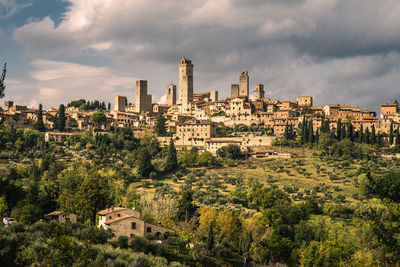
[98,207,130,216]
[105,215,135,225]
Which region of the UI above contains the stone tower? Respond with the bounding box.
[114,95,127,112]
[136,80,152,113]
[210,91,218,102]
[178,56,193,109]
[231,84,239,98]
[254,84,264,100]
[166,84,176,105]
[239,69,249,98]
[4,101,13,111]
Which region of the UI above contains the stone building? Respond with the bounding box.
[4,101,13,111]
[254,84,264,100]
[135,80,152,113]
[98,207,173,240]
[114,95,127,112]
[166,84,176,105]
[239,69,249,98]
[45,211,78,223]
[231,84,239,98]
[178,56,193,110]
[210,91,218,102]
[296,96,313,107]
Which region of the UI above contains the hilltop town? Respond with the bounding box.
[2,56,399,154]
[1,57,400,266]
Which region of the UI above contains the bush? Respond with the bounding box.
[118,235,129,248]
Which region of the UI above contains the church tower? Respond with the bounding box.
[178,56,193,109]
[239,69,249,98]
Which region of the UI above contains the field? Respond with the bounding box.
[136,146,363,205]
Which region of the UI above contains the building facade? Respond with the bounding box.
[178,56,194,109]
[135,80,152,113]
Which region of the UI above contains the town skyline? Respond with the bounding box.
[2,0,400,111]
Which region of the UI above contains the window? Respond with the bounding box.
[109,216,112,219]
[130,234,134,238]
[118,214,120,217]
[147,227,152,233]
[65,217,70,223]
[131,222,136,229]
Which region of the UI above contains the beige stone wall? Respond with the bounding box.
[296,96,313,107]
[114,95,127,112]
[254,84,264,100]
[239,69,249,97]
[108,217,146,240]
[231,84,239,98]
[166,84,176,105]
[136,80,152,113]
[178,57,194,109]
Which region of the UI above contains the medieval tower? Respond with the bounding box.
[135,80,152,113]
[178,56,193,109]
[239,69,249,97]
[166,84,176,105]
[254,84,265,100]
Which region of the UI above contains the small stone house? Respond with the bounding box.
[45,211,78,223]
[97,207,173,240]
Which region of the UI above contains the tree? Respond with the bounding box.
[396,127,400,147]
[79,172,113,224]
[308,119,314,143]
[216,144,241,160]
[336,119,342,140]
[108,102,111,110]
[390,121,394,145]
[206,221,215,253]
[57,104,66,131]
[0,62,6,98]
[90,112,106,127]
[163,140,178,173]
[370,125,376,144]
[175,188,197,221]
[34,104,46,132]
[155,115,167,136]
[136,147,153,178]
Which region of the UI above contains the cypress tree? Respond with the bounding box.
[0,62,6,99]
[347,123,354,141]
[364,128,370,144]
[396,127,400,146]
[289,124,294,140]
[163,140,178,173]
[340,124,346,140]
[57,104,66,131]
[308,119,314,143]
[284,121,289,140]
[370,125,376,144]
[34,104,46,132]
[206,221,215,253]
[389,121,394,145]
[301,116,307,144]
[360,124,364,143]
[336,119,342,140]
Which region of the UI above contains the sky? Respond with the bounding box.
[1,0,400,111]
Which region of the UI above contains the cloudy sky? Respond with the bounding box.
[1,0,400,111]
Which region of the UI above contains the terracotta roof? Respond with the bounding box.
[105,215,135,225]
[45,211,62,216]
[98,207,130,216]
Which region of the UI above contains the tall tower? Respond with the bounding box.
[166,84,176,105]
[254,84,264,100]
[114,95,127,112]
[231,84,239,98]
[178,56,193,109]
[239,69,249,98]
[136,80,152,113]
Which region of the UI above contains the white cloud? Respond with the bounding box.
[0,0,31,19]
[10,0,400,111]
[5,60,138,108]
